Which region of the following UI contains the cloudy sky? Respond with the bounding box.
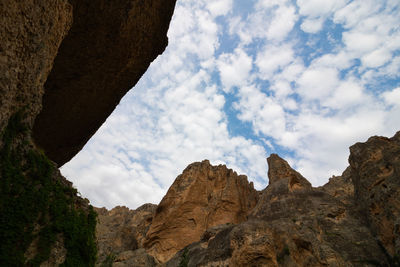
[61,0,400,209]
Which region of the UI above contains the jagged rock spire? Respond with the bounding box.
[267,153,311,191]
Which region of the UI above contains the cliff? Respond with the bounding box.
[32,0,176,166]
[95,131,400,266]
[2,0,399,266]
[144,160,259,262]
[0,0,176,265]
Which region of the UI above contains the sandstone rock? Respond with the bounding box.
[320,166,354,206]
[32,0,177,166]
[0,0,72,135]
[349,131,400,260]
[166,155,389,266]
[267,154,311,189]
[1,0,177,264]
[113,249,157,267]
[144,160,259,263]
[95,204,157,265]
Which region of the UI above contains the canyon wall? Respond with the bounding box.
[0,0,176,265]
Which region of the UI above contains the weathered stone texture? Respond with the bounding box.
[144,160,259,263]
[95,204,157,265]
[1,0,177,265]
[349,131,400,259]
[166,155,388,267]
[0,0,72,135]
[32,0,177,166]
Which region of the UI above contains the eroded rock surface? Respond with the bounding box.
[166,155,388,267]
[95,204,157,265]
[95,133,400,266]
[0,0,72,134]
[350,132,400,259]
[144,160,259,263]
[1,0,177,265]
[33,0,177,166]
[320,166,354,206]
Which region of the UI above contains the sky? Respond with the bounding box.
[61,0,400,209]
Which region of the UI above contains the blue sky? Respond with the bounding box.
[61,0,400,209]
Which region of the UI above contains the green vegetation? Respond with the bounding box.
[178,247,190,267]
[0,111,97,266]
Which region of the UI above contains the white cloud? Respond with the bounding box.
[300,18,324,34]
[322,80,365,108]
[235,85,286,140]
[297,0,348,34]
[296,67,339,101]
[206,0,233,17]
[382,87,400,107]
[217,48,253,92]
[312,52,353,70]
[297,0,349,18]
[256,44,294,80]
[361,48,392,68]
[266,5,298,42]
[61,0,400,210]
[342,32,381,54]
[228,0,297,44]
[333,0,381,29]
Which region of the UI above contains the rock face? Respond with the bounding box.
[95,204,157,265]
[266,153,311,189]
[32,0,177,166]
[144,160,259,263]
[166,155,389,266]
[349,132,400,259]
[0,0,72,134]
[95,133,399,266]
[319,166,354,206]
[1,0,176,265]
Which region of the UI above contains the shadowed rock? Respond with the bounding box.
[349,131,400,260]
[32,0,177,166]
[95,204,157,266]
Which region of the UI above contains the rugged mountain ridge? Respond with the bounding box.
[96,131,400,266]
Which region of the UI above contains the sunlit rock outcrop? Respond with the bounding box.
[144,160,259,263]
[166,153,390,266]
[96,132,400,266]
